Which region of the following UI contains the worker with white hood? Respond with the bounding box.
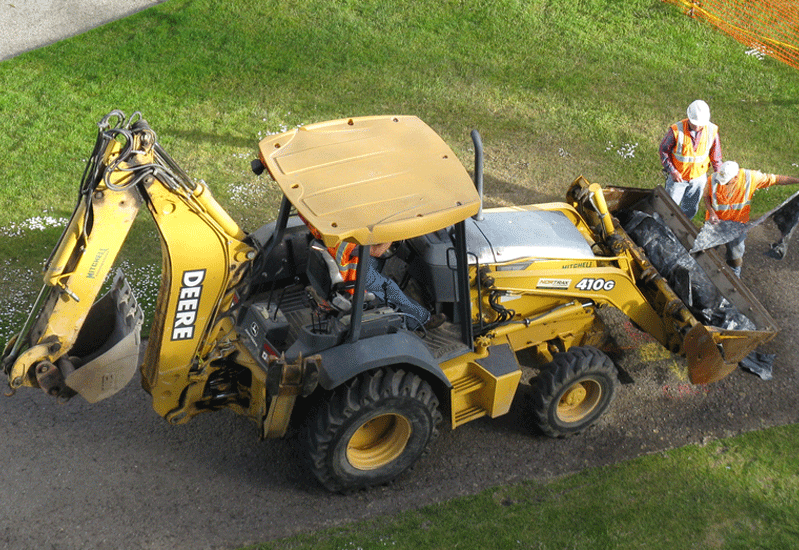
[704,160,799,277]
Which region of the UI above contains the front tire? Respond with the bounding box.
[303,368,441,492]
[532,346,618,438]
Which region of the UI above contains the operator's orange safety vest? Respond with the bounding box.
[331,241,359,293]
[670,119,718,181]
[706,170,754,223]
[298,213,360,294]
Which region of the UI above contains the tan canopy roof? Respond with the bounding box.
[258,115,481,247]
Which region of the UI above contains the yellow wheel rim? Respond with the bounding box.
[557,379,602,423]
[347,413,412,471]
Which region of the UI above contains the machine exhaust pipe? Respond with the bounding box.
[471,129,484,221]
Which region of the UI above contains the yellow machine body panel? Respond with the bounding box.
[140,180,255,420]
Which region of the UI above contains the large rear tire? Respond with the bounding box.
[532,346,618,438]
[303,368,441,493]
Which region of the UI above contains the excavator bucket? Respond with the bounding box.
[63,269,144,402]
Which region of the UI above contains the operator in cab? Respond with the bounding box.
[328,240,446,330]
[300,214,446,331]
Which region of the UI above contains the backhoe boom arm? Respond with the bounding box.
[2,111,257,416]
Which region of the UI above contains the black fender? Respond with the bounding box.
[316,330,451,393]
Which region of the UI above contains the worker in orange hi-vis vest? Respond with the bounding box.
[659,99,723,219]
[704,160,799,277]
[301,213,445,330]
[329,240,446,330]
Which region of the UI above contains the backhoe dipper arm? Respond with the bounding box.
[3,112,146,397]
[3,112,257,414]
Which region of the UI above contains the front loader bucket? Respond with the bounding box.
[565,179,779,384]
[64,269,144,403]
[601,185,779,384]
[683,324,735,384]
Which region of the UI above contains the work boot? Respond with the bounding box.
[424,312,447,330]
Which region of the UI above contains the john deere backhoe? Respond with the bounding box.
[2,111,778,492]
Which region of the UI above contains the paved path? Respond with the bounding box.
[1,0,165,61]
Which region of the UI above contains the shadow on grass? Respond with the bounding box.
[469,171,560,207]
[163,127,256,150]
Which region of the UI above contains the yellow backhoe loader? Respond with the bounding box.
[2,111,778,492]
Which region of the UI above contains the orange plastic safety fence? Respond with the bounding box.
[664,0,799,71]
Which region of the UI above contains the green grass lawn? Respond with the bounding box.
[1,0,798,229]
[2,0,799,548]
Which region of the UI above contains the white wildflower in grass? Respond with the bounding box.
[0,262,44,342]
[0,215,69,238]
[256,111,305,139]
[116,260,162,319]
[605,141,638,160]
[228,178,273,207]
[745,46,766,61]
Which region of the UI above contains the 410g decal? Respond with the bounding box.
[574,277,616,292]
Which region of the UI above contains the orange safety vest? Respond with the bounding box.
[299,214,360,294]
[670,119,718,181]
[331,241,359,293]
[706,169,755,223]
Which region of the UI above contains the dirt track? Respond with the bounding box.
[1,224,797,550]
